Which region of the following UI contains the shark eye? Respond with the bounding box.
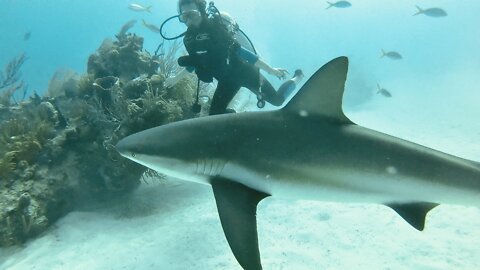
[131,153,136,158]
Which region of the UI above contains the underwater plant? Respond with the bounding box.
[0,151,16,179]
[0,53,28,106]
[156,41,183,77]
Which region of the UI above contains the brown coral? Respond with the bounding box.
[0,29,198,247]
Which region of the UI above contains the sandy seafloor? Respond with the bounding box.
[1,183,479,270]
[1,100,480,270]
[1,0,479,268]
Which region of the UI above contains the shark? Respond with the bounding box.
[116,57,480,270]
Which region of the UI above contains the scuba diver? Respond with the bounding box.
[163,0,304,115]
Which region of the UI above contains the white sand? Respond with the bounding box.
[1,178,479,270]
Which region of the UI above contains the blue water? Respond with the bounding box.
[1,1,480,269]
[2,0,479,101]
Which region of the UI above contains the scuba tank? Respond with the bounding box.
[208,2,267,109]
[207,2,258,54]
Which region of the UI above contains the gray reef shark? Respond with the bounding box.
[116,57,480,270]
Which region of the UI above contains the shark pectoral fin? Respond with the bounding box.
[387,202,439,231]
[283,56,354,125]
[211,177,270,270]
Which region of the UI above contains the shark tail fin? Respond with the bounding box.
[414,5,423,16]
[326,1,333,9]
[146,6,152,13]
[376,83,381,94]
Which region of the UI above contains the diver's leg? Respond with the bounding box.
[260,69,304,106]
[209,81,241,115]
[243,68,304,107]
[277,69,304,100]
[258,75,283,106]
[240,65,284,106]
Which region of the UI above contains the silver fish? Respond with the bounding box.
[128,3,152,13]
[142,20,160,33]
[381,49,403,60]
[326,1,352,9]
[414,6,447,17]
[377,84,392,97]
[23,31,31,41]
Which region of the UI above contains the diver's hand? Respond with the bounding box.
[270,68,289,80]
[164,76,178,88]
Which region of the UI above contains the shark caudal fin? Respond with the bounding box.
[211,177,270,270]
[283,56,354,125]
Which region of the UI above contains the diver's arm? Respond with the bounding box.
[164,67,194,88]
[254,59,288,80]
[236,46,288,80]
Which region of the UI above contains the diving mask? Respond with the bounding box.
[179,9,201,23]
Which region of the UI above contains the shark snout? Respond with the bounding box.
[115,130,172,162]
[115,136,136,158]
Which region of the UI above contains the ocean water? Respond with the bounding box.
[1,0,480,269]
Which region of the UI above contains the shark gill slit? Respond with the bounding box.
[208,159,215,176]
[202,159,207,175]
[214,159,226,176]
[195,159,204,175]
[207,159,218,176]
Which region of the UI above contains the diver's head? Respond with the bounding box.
[178,0,207,28]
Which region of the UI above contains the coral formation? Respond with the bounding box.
[0,27,197,246]
[46,68,80,98]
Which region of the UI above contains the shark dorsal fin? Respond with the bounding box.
[284,56,353,124]
[387,202,439,231]
[211,177,270,270]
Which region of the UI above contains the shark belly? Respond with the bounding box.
[221,153,480,206]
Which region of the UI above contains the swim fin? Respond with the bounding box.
[278,69,304,101]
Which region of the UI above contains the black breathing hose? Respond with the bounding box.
[159,14,186,41]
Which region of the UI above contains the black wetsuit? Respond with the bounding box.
[180,17,283,115]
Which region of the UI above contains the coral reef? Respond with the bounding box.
[87,34,158,82]
[0,28,196,246]
[46,68,80,98]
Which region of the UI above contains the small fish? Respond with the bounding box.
[128,3,152,13]
[380,49,403,60]
[117,19,137,38]
[377,84,392,98]
[413,6,447,17]
[23,31,31,41]
[142,19,160,33]
[326,1,352,9]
